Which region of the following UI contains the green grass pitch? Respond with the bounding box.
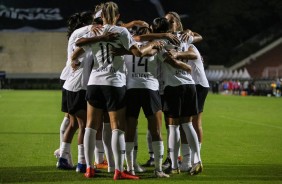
[0,90,282,183]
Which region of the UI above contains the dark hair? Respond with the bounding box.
[93,17,103,25]
[67,11,93,39]
[151,17,170,33]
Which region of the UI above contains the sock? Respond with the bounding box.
[152,141,164,171]
[133,146,139,166]
[178,147,181,159]
[112,129,125,172]
[59,117,69,148]
[181,143,192,167]
[95,140,104,164]
[78,144,86,164]
[68,152,74,167]
[125,142,134,171]
[60,142,70,160]
[168,125,180,169]
[166,127,170,159]
[84,128,97,168]
[133,128,139,166]
[146,130,154,158]
[181,122,201,164]
[102,123,114,170]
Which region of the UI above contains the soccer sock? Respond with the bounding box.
[102,123,114,170]
[152,141,164,171]
[181,122,201,164]
[68,152,74,167]
[112,129,125,172]
[78,144,86,164]
[168,125,180,169]
[181,143,192,167]
[178,147,181,159]
[84,128,97,168]
[59,117,69,148]
[125,142,134,171]
[166,127,170,159]
[95,140,104,164]
[133,128,139,166]
[60,142,71,160]
[146,130,154,159]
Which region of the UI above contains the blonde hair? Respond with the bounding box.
[102,2,119,25]
[94,3,103,13]
[167,11,183,31]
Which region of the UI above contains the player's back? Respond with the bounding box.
[87,24,135,87]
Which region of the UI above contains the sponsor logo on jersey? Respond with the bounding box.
[132,73,149,78]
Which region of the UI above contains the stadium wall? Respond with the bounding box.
[0,32,67,78]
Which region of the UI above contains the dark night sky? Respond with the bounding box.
[162,0,282,67]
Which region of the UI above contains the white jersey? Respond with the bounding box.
[60,25,92,80]
[82,24,136,87]
[187,44,209,88]
[63,51,93,92]
[60,63,72,81]
[124,42,159,90]
[160,36,195,88]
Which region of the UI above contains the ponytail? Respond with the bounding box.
[101,2,119,25]
[67,13,81,39]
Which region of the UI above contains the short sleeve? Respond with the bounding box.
[119,28,136,50]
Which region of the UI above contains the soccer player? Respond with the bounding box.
[123,26,169,178]
[55,11,94,170]
[168,40,209,175]
[72,1,161,180]
[165,11,205,175]
[150,17,202,175]
[141,11,203,168]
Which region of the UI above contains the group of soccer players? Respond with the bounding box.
[53,1,209,180]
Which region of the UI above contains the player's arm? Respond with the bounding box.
[112,45,158,57]
[121,20,149,29]
[179,29,203,43]
[167,46,198,60]
[191,31,203,43]
[70,47,85,70]
[134,32,180,46]
[75,32,119,47]
[163,52,192,73]
[130,41,164,57]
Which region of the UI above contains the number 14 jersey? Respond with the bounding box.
[124,42,160,91]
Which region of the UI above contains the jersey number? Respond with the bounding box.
[99,43,115,64]
[132,56,148,72]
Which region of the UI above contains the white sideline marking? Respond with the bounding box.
[220,115,282,130]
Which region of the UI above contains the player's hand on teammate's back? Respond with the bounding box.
[165,33,180,46]
[151,40,165,51]
[102,32,119,42]
[71,60,81,71]
[179,29,193,42]
[91,25,103,35]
